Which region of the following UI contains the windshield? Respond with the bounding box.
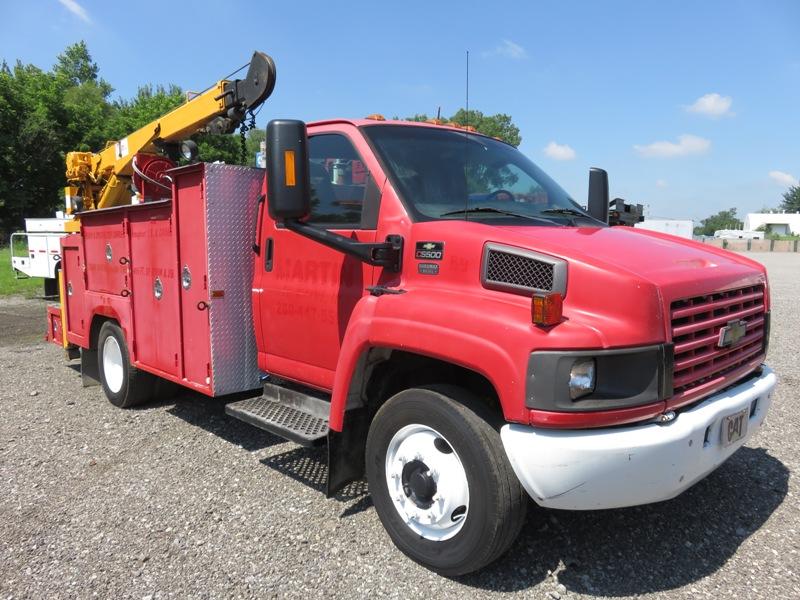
[362,124,598,225]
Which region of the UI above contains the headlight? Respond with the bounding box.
[526,345,670,412]
[569,358,595,400]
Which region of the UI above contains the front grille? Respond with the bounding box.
[670,284,766,404]
[486,249,555,291]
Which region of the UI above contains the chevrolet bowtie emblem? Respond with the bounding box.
[422,243,436,250]
[718,319,747,348]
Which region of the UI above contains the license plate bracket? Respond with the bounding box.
[721,408,748,447]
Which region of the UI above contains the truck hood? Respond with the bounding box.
[404,220,767,347]
[497,225,767,302]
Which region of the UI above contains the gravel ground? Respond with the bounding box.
[1,252,798,599]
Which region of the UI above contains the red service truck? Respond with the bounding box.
[48,115,777,575]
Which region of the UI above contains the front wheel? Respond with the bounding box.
[366,386,527,576]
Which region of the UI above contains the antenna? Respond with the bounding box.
[465,50,470,127]
[463,50,470,220]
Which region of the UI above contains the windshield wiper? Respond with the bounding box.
[539,207,589,217]
[439,206,557,225]
[538,207,594,226]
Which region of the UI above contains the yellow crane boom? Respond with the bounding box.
[64,51,276,221]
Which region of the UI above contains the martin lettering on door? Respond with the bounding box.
[274,258,362,285]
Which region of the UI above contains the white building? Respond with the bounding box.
[744,212,800,236]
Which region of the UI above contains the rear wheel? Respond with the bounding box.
[366,386,526,575]
[97,322,155,408]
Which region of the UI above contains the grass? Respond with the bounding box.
[0,245,45,298]
[766,234,800,241]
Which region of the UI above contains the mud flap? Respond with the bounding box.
[80,347,100,387]
[326,407,369,497]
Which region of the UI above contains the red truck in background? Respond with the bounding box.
[47,113,777,576]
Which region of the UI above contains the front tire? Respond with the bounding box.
[366,386,526,576]
[97,322,155,408]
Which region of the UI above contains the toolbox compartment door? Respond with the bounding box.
[175,168,212,390]
[82,212,129,295]
[62,243,88,342]
[129,206,181,378]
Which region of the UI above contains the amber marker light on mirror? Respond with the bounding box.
[531,292,563,326]
[284,150,296,186]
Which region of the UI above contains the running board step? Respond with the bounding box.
[225,382,330,447]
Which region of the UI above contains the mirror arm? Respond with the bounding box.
[285,219,403,272]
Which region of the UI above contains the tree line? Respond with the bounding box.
[403,110,521,147]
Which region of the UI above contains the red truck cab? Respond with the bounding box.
[56,117,776,576]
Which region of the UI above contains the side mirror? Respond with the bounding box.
[587,167,609,223]
[266,119,311,221]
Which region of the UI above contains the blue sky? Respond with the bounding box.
[1,0,798,221]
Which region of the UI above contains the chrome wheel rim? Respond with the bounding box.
[385,424,469,541]
[102,336,124,394]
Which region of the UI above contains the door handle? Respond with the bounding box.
[265,237,274,272]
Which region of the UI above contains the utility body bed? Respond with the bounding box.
[59,163,264,396]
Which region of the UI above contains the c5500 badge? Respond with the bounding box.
[415,241,444,261]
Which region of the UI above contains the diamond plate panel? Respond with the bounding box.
[230,397,329,438]
[204,163,265,395]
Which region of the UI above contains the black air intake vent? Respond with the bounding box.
[486,250,554,290]
[481,243,567,296]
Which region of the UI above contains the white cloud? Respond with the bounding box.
[656,179,668,188]
[58,0,91,23]
[543,141,576,161]
[634,134,711,158]
[483,39,527,60]
[685,93,733,118]
[769,170,798,187]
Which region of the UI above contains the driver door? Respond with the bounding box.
[255,129,380,390]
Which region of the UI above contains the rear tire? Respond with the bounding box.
[97,322,155,408]
[366,385,526,576]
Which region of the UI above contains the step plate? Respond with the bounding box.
[225,397,329,447]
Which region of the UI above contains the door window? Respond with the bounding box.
[308,134,369,227]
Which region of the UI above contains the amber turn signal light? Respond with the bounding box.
[283,150,296,186]
[531,292,563,326]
